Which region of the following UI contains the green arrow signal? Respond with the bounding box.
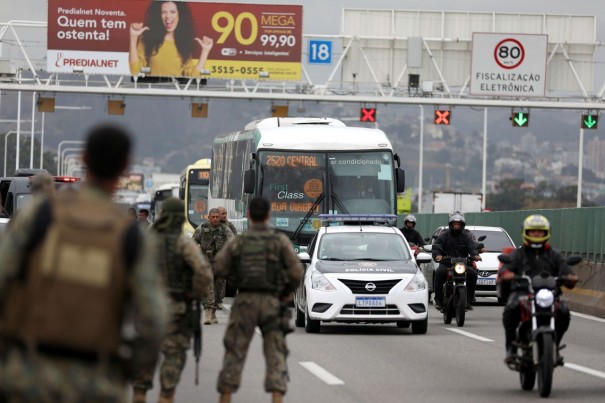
[584,115,597,128]
[514,112,528,126]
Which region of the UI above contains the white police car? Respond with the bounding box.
[294,215,431,334]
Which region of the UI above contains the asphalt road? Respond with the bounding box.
[136,297,605,402]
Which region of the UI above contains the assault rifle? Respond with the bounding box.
[194,300,202,385]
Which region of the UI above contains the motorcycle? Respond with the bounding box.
[497,254,581,398]
[436,238,485,327]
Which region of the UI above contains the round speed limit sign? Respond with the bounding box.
[494,38,525,69]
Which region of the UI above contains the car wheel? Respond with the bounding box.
[396,321,411,328]
[295,304,305,328]
[412,317,428,334]
[305,308,320,333]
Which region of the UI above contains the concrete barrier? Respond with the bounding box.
[564,261,605,319]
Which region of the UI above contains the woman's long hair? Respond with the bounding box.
[142,1,196,65]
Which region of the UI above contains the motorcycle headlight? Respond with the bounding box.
[454,263,466,275]
[535,289,554,308]
[404,272,427,292]
[311,270,337,292]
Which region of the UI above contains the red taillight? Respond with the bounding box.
[53,176,81,183]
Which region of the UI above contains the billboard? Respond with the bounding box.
[47,0,302,80]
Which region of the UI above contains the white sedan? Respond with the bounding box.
[295,222,431,334]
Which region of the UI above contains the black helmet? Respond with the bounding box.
[448,212,465,233]
[404,214,417,228]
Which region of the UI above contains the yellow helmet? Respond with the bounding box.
[522,214,550,246]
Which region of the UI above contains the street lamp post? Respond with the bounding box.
[418,105,424,213]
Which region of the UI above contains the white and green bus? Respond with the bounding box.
[180,158,211,237]
[209,117,405,251]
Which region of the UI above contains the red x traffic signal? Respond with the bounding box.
[434,110,451,125]
[360,107,377,123]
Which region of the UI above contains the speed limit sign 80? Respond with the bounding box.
[471,33,547,97]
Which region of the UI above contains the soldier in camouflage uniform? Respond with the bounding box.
[0,125,168,403]
[217,206,237,309]
[193,208,234,325]
[214,198,303,403]
[131,197,213,403]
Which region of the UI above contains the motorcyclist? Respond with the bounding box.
[498,214,578,367]
[400,214,425,248]
[432,212,481,311]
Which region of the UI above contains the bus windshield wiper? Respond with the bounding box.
[291,192,325,243]
[329,167,350,214]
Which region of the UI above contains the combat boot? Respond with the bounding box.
[158,396,173,403]
[211,309,218,324]
[132,389,146,403]
[219,392,232,403]
[272,391,284,403]
[204,308,213,325]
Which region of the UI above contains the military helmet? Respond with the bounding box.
[161,197,184,215]
[404,214,417,227]
[522,214,550,247]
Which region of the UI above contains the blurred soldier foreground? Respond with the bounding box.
[214,197,303,403]
[131,197,213,403]
[193,208,234,325]
[0,124,168,403]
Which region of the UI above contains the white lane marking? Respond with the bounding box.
[565,363,605,380]
[445,328,494,342]
[571,311,605,324]
[299,362,345,385]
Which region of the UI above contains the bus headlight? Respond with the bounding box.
[535,289,554,308]
[454,263,466,275]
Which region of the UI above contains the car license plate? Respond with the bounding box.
[477,278,496,286]
[355,297,386,308]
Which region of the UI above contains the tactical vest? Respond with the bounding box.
[233,231,283,292]
[159,233,192,297]
[0,190,134,356]
[198,223,229,261]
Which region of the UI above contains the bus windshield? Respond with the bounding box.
[259,150,395,236]
[186,169,210,228]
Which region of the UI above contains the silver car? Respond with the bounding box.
[420,225,516,304]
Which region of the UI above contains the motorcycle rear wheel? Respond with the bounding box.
[455,287,466,327]
[538,333,554,398]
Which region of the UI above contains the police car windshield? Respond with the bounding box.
[318,233,411,261]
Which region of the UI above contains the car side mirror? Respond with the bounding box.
[566,256,582,266]
[415,252,432,264]
[298,252,311,264]
[243,169,255,194]
[478,235,487,242]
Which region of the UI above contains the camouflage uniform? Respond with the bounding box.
[0,185,169,403]
[193,222,233,323]
[214,222,303,397]
[132,198,212,402]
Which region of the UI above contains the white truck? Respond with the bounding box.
[429,192,482,214]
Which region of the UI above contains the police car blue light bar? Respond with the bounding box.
[318,214,397,223]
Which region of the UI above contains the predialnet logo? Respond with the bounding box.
[48,50,128,74]
[54,51,120,69]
